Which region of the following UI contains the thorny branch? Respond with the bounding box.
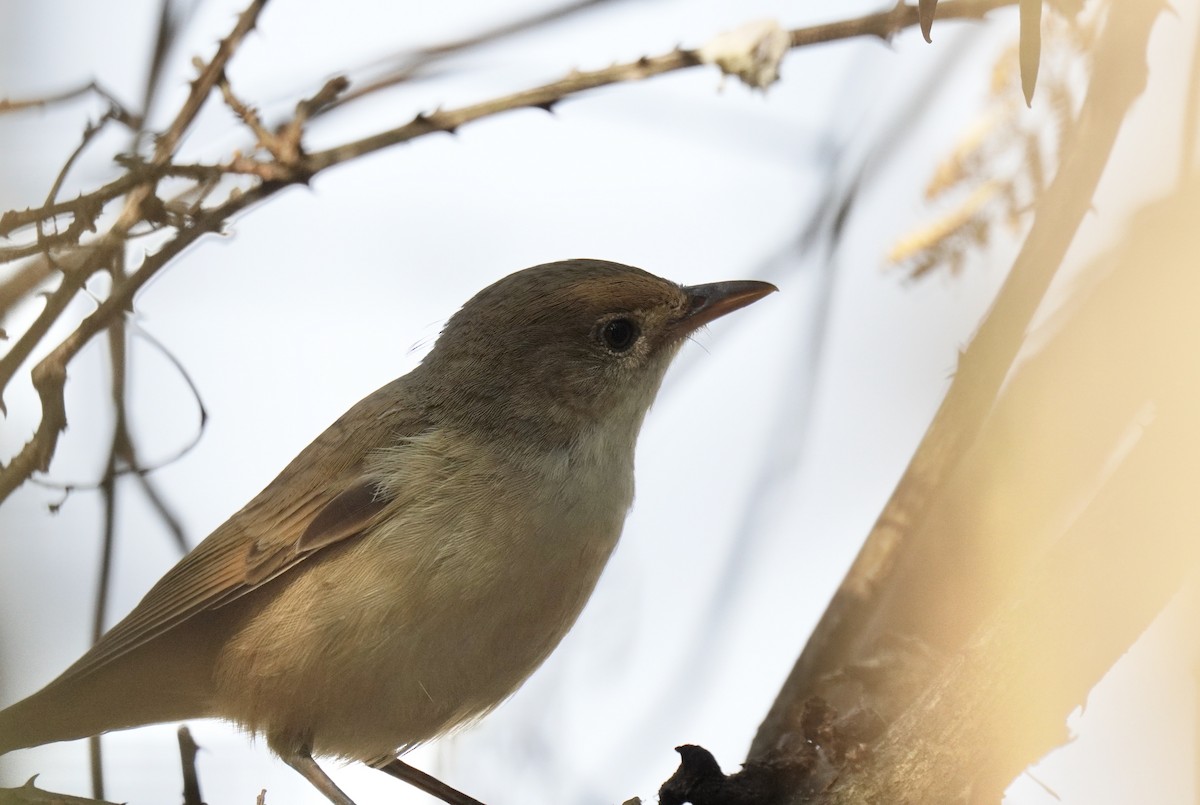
[0,0,1017,504]
[322,0,622,113]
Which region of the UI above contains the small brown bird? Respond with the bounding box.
[0,259,775,805]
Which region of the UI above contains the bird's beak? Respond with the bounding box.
[674,280,778,334]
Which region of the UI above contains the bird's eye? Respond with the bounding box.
[600,318,639,352]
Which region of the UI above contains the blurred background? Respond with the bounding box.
[0,1,1196,803]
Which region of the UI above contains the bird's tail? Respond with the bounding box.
[0,666,192,755]
[0,681,96,755]
[0,636,220,756]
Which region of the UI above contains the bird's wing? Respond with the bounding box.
[56,378,420,684]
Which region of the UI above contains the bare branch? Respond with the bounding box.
[789,0,1012,48]
[0,776,119,804]
[0,81,140,129]
[150,0,269,166]
[0,174,142,240]
[0,243,118,414]
[178,726,203,805]
[326,0,624,111]
[309,0,1017,173]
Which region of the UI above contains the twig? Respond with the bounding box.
[139,0,201,130]
[0,173,146,239]
[0,256,56,312]
[216,68,277,155]
[178,726,203,805]
[0,241,119,414]
[789,0,1012,48]
[0,242,54,265]
[150,0,269,166]
[0,81,140,129]
[87,733,105,802]
[325,0,623,112]
[86,249,132,798]
[218,72,349,167]
[32,109,123,266]
[0,82,102,113]
[0,776,120,804]
[29,325,203,551]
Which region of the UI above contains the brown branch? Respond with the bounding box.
[0,81,140,129]
[325,0,623,112]
[0,258,56,315]
[307,0,1016,173]
[32,110,121,266]
[139,0,200,127]
[86,249,133,798]
[218,72,349,168]
[750,0,1166,775]
[0,243,119,414]
[178,726,203,805]
[216,68,277,153]
[0,777,119,805]
[789,0,1012,48]
[149,0,269,166]
[0,173,146,240]
[0,82,103,114]
[0,243,54,265]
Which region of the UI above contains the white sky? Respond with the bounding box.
[0,1,1195,803]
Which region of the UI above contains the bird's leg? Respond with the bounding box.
[374,756,487,805]
[283,749,358,805]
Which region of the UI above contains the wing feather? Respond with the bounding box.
[56,378,420,683]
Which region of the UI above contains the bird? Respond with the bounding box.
[0,258,776,805]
